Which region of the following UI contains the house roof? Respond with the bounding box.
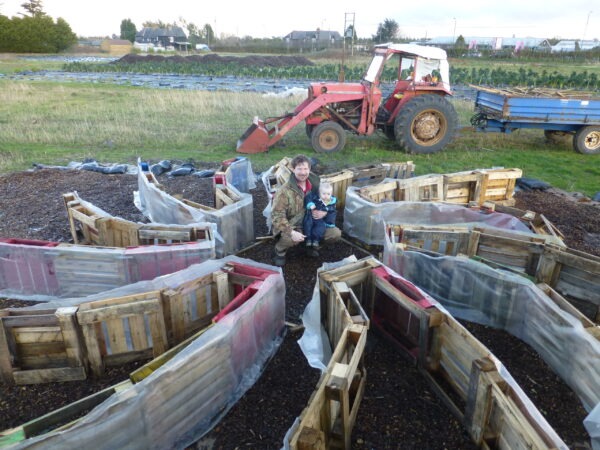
[136,26,187,40]
[284,30,342,41]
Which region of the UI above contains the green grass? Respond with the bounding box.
[0,53,66,74]
[0,76,598,196]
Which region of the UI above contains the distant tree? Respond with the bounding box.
[0,13,75,52]
[203,23,214,45]
[345,24,357,42]
[142,20,167,29]
[455,34,466,49]
[575,40,581,51]
[176,17,201,46]
[20,0,44,17]
[185,22,202,46]
[0,15,12,51]
[51,17,77,51]
[372,19,399,43]
[120,18,136,42]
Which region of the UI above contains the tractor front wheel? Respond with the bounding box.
[394,95,457,154]
[311,121,346,153]
[573,126,600,154]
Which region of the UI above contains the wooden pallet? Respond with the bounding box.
[289,324,367,450]
[310,257,568,449]
[488,202,565,239]
[358,168,521,206]
[0,379,131,445]
[387,224,599,314]
[0,307,86,385]
[321,169,354,210]
[64,192,214,247]
[77,290,169,377]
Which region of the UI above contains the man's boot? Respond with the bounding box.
[272,248,286,267]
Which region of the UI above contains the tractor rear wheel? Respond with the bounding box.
[394,95,457,154]
[573,126,600,154]
[311,121,346,153]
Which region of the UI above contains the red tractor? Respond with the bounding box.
[237,43,458,154]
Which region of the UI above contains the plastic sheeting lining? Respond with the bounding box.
[290,256,568,449]
[343,185,535,246]
[7,256,286,450]
[382,240,600,448]
[0,239,215,301]
[134,163,254,257]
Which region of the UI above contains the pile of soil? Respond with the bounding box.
[0,167,597,448]
[115,53,315,67]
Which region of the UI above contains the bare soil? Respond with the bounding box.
[0,167,598,449]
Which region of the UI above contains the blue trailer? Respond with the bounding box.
[470,86,600,154]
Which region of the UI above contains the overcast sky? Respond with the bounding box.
[1,0,597,41]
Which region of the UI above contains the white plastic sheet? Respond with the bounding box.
[0,239,215,301]
[9,256,286,450]
[343,185,535,246]
[134,163,254,257]
[383,240,600,446]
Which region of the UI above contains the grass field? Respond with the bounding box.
[0,53,599,196]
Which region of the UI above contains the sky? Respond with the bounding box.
[1,0,598,41]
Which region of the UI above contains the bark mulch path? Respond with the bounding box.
[0,167,597,448]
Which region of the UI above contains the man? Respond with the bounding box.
[271,155,341,266]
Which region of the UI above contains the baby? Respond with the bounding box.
[303,182,337,249]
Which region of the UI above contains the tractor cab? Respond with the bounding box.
[373,43,452,119]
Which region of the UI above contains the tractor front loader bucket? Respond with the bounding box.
[237,117,270,154]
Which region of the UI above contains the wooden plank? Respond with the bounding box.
[16,382,124,440]
[213,271,231,310]
[80,322,104,377]
[77,300,161,324]
[78,291,161,312]
[13,327,62,343]
[147,309,169,356]
[13,367,86,385]
[215,187,234,208]
[130,324,214,383]
[373,275,428,319]
[56,306,85,367]
[165,290,186,343]
[128,315,149,351]
[106,317,128,354]
[2,314,59,328]
[464,357,498,444]
[16,341,65,358]
[536,283,596,329]
[0,315,15,383]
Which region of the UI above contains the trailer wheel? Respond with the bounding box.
[573,126,600,154]
[311,121,346,153]
[394,95,458,154]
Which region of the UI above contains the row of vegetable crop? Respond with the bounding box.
[62,61,600,90]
